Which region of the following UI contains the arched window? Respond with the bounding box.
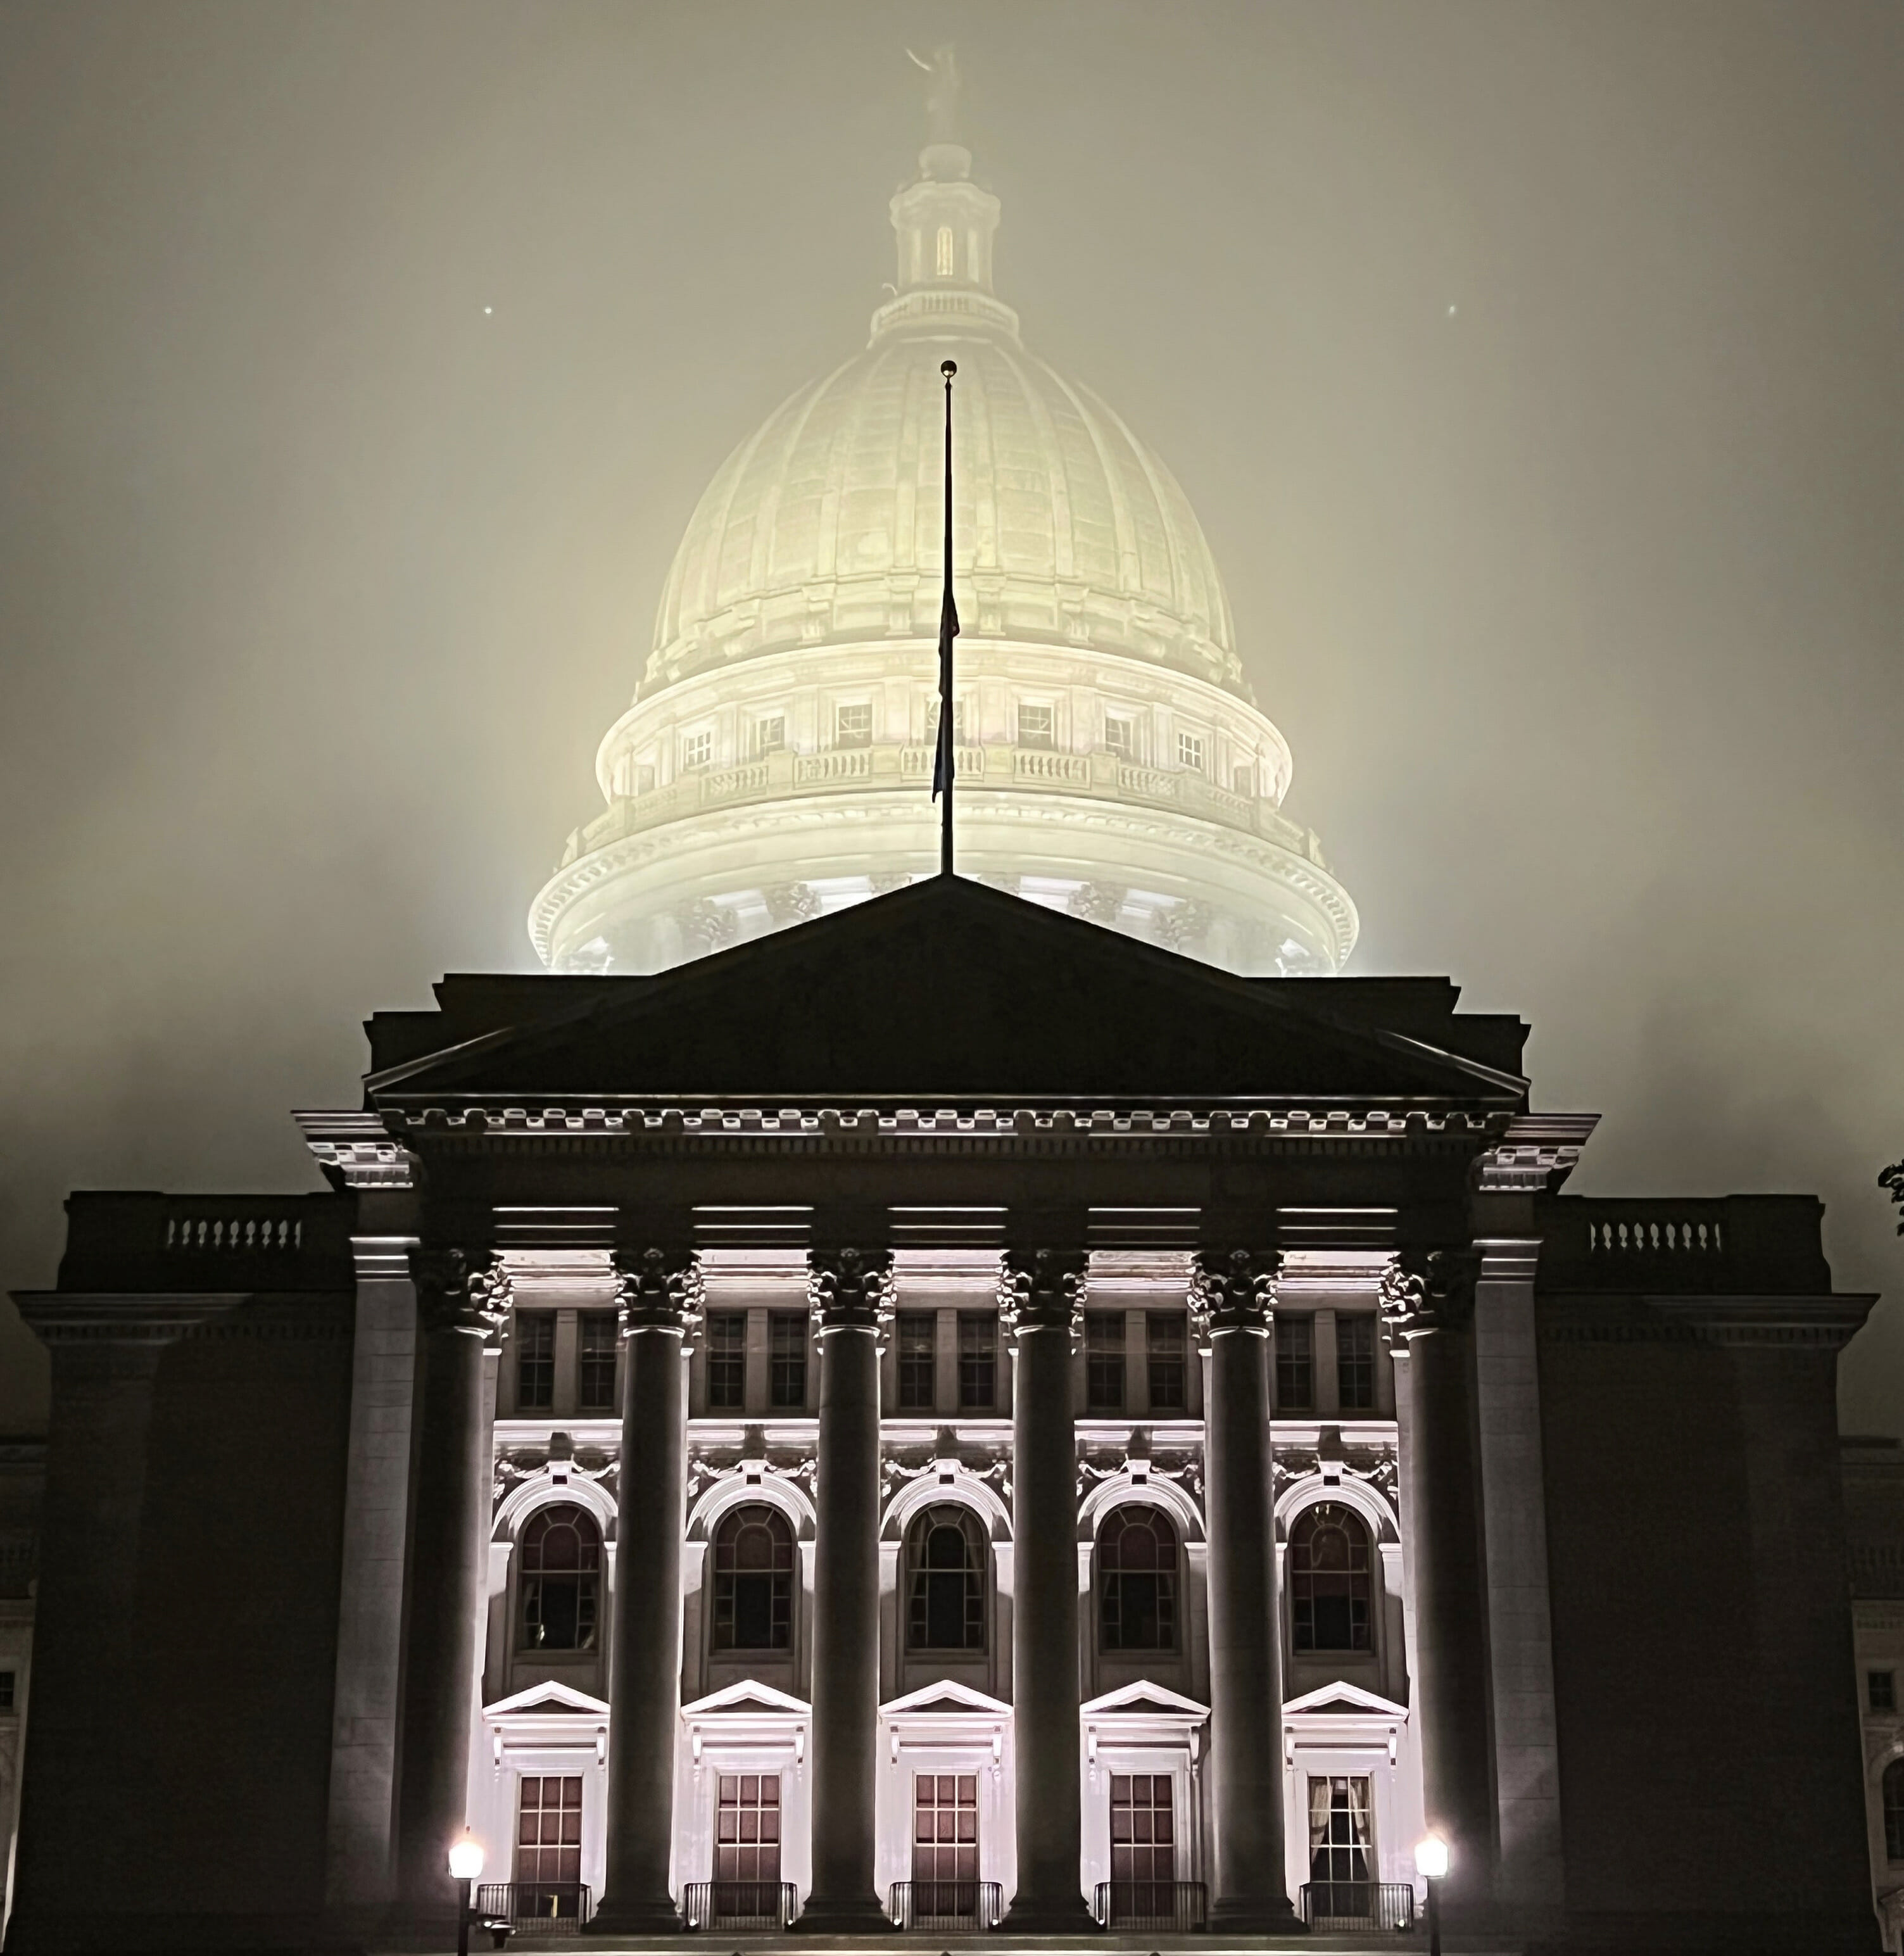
[1099,1506,1178,1651]
[935,225,955,278]
[519,1503,602,1652]
[712,1504,794,1651]
[906,1505,986,1651]
[1290,1503,1373,1653]
[1885,1758,1904,1863]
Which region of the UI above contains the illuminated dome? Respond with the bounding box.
[532,131,1357,978]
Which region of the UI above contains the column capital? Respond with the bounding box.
[612,1246,703,1335]
[407,1246,512,1340]
[807,1247,893,1333]
[998,1247,1087,1337]
[1378,1247,1481,1347]
[1190,1247,1281,1337]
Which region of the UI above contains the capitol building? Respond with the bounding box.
[528,125,1356,978]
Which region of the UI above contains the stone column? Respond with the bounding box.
[593,1246,701,1933]
[8,1296,218,1941]
[802,1247,892,1931]
[393,1247,510,1924]
[1380,1250,1496,1914]
[1192,1249,1297,1929]
[1000,1247,1094,1932]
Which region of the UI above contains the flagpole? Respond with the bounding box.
[936,358,958,877]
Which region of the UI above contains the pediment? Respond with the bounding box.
[370,879,1526,1107]
[485,1679,610,1719]
[883,1679,1013,1719]
[1082,1681,1210,1720]
[683,1679,810,1720]
[1283,1681,1408,1720]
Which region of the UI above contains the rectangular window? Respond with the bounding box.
[636,762,657,795]
[1873,1670,1897,1713]
[927,697,968,745]
[769,1311,807,1409]
[1306,1776,1373,1894]
[0,1672,15,1712]
[1145,1313,1187,1413]
[1017,702,1056,748]
[681,728,714,772]
[1275,1313,1313,1411]
[1337,1315,1376,1411]
[750,712,786,758]
[1086,1313,1126,1413]
[835,702,873,747]
[1176,729,1205,772]
[1104,714,1137,760]
[897,1313,936,1411]
[1232,764,1256,798]
[716,1773,781,1884]
[958,1312,996,1410]
[577,1313,617,1412]
[517,1774,583,1885]
[515,1311,555,1411]
[706,1311,747,1410]
[913,1773,979,1887]
[1109,1774,1176,1900]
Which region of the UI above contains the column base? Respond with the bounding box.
[1209,1895,1305,1933]
[584,1898,685,1935]
[796,1893,892,1934]
[1002,1893,1098,1934]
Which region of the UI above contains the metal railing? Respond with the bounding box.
[1091,1880,1208,1931]
[474,1883,591,1935]
[1298,1881,1415,1931]
[681,1880,797,1931]
[888,1879,1004,1931]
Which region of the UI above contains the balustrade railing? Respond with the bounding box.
[887,1879,1004,1931]
[474,1882,591,1936]
[1297,1880,1415,1931]
[681,1880,797,1931]
[1090,1879,1208,1931]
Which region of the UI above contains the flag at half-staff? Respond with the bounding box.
[932,359,959,875]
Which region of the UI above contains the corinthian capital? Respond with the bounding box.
[807,1247,894,1332]
[409,1245,512,1339]
[612,1246,704,1335]
[1189,1247,1280,1336]
[1377,1247,1481,1345]
[998,1247,1087,1337]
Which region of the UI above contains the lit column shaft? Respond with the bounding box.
[802,1247,891,1930]
[1195,1249,1297,1928]
[595,1246,700,1932]
[1001,1247,1094,1932]
[1383,1251,1496,1913]
[394,1247,508,1920]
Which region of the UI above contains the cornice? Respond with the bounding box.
[296,1109,417,1190]
[1540,1292,1878,1350]
[11,1292,243,1347]
[1476,1113,1600,1194]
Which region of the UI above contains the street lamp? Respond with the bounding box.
[1415,1835,1449,1956]
[448,1831,485,1956]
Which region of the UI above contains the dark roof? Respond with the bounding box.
[367,876,1528,1107]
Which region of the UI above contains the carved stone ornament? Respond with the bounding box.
[1188,1247,1279,1336]
[997,1247,1088,1336]
[807,1247,895,1332]
[409,1245,512,1339]
[1377,1247,1482,1346]
[612,1246,704,1335]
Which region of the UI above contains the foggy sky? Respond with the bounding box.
[3,1,1901,1437]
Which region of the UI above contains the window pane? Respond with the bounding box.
[769,1311,807,1409]
[958,1312,996,1410]
[835,702,873,747]
[898,1313,936,1411]
[577,1313,617,1411]
[1337,1315,1376,1411]
[1087,1314,1126,1413]
[1145,1312,1186,1412]
[706,1312,747,1410]
[1275,1313,1313,1411]
[515,1311,555,1411]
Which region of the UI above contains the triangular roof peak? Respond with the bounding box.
[1082,1680,1211,1719]
[1283,1681,1409,1720]
[682,1679,810,1719]
[883,1679,1014,1718]
[485,1679,610,1719]
[369,877,1528,1106]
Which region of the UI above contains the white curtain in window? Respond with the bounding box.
[1346,1776,1372,1848]
[1308,1777,1332,1852]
